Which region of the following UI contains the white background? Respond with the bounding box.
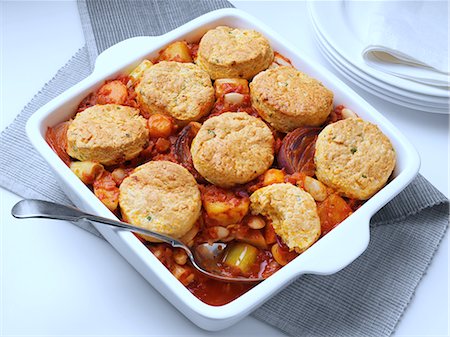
[1,1,448,336]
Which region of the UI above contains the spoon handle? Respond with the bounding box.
[11,199,186,248]
[12,199,264,283]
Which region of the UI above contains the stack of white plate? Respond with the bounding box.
[308,1,449,114]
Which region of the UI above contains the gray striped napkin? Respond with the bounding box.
[0,1,448,336]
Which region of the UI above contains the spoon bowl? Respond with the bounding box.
[11,199,265,283]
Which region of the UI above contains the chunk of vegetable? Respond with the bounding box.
[97,80,128,105]
[269,52,294,69]
[223,93,245,105]
[171,264,195,285]
[159,41,193,63]
[263,168,285,186]
[277,126,322,176]
[203,199,249,226]
[155,138,171,152]
[317,194,353,236]
[70,161,104,184]
[45,122,71,166]
[285,172,307,188]
[148,113,175,138]
[246,215,266,230]
[111,167,133,186]
[149,244,168,260]
[174,122,203,181]
[261,260,282,278]
[202,186,250,226]
[128,59,153,86]
[235,228,267,250]
[179,222,200,247]
[173,249,188,265]
[93,171,119,212]
[341,108,357,119]
[222,242,259,274]
[208,226,230,241]
[303,176,327,202]
[264,223,277,245]
[214,78,249,98]
[271,243,297,266]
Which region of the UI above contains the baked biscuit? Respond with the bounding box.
[196,26,273,80]
[66,104,148,165]
[191,112,274,187]
[136,61,215,122]
[119,161,201,239]
[250,183,321,252]
[314,118,396,200]
[250,66,333,132]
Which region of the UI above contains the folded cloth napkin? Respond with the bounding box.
[0,1,448,336]
[362,1,450,87]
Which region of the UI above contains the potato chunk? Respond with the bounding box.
[70,161,104,185]
[159,41,193,63]
[203,198,249,226]
[201,185,250,226]
[214,78,249,98]
[317,194,352,236]
[263,168,285,186]
[97,80,128,105]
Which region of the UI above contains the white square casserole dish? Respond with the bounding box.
[26,8,420,331]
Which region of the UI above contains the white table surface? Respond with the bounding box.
[1,1,448,336]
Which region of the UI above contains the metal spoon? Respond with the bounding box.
[11,199,265,283]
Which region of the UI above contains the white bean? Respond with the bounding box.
[171,265,195,285]
[211,226,230,240]
[268,62,280,69]
[171,264,187,279]
[342,108,357,119]
[179,224,199,245]
[224,93,245,105]
[173,250,188,265]
[247,215,266,229]
[303,176,328,202]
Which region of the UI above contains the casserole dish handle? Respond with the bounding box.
[93,36,162,76]
[298,211,371,276]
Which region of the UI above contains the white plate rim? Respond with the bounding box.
[308,1,450,98]
[316,34,449,113]
[310,16,449,113]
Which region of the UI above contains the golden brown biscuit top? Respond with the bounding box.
[314,118,396,199]
[67,104,147,149]
[198,26,272,65]
[136,61,214,121]
[250,183,321,252]
[119,161,201,238]
[250,66,333,118]
[191,112,274,187]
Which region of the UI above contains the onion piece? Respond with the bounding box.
[277,126,322,175]
[45,121,71,166]
[174,122,204,181]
